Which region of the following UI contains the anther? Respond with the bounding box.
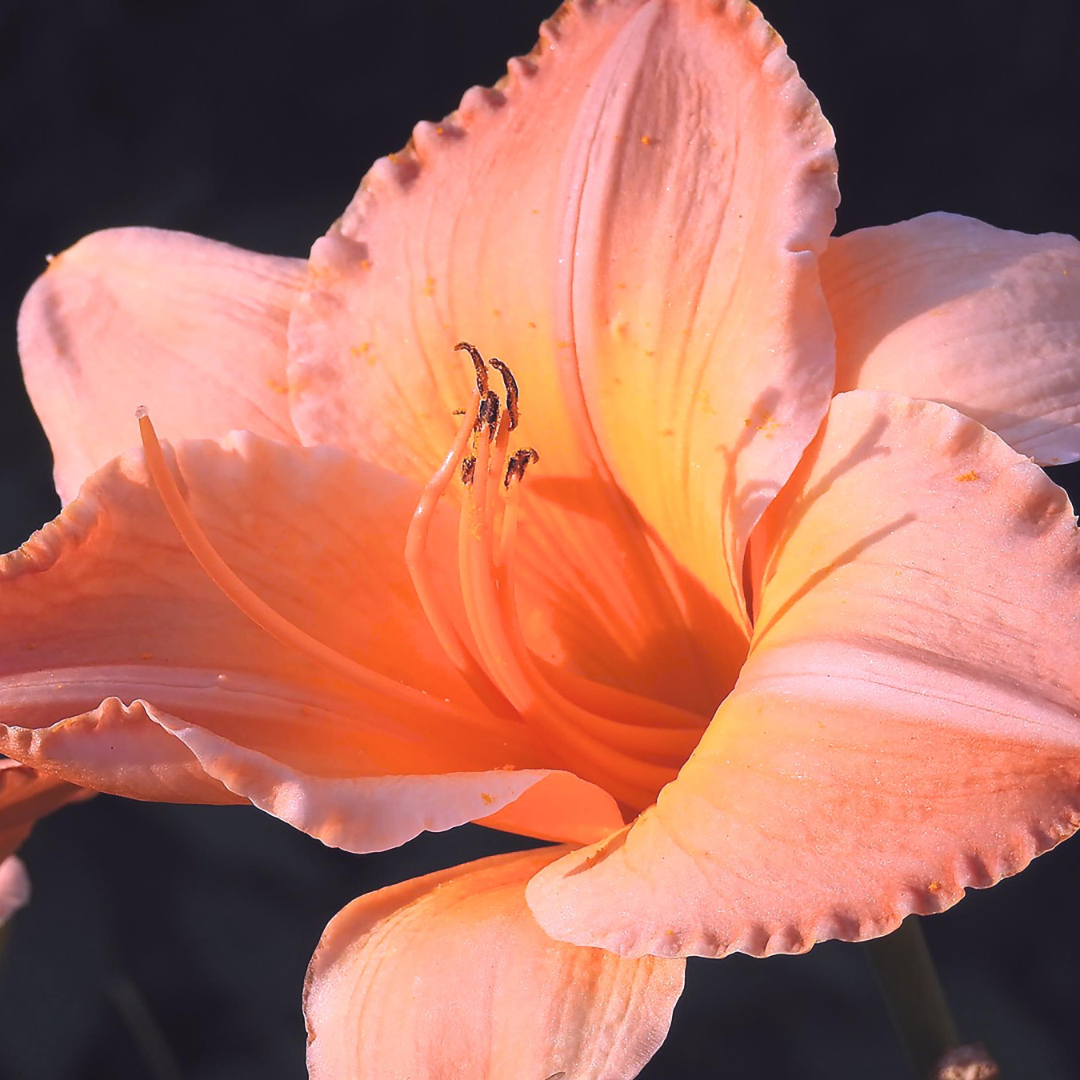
[477,390,500,439]
[488,359,520,431]
[504,447,539,488]
[461,455,477,486]
[454,341,488,396]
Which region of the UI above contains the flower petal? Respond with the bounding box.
[0,433,620,848]
[305,846,684,1080]
[150,716,623,851]
[823,212,1080,465]
[0,857,30,926]
[19,227,306,503]
[289,0,838,708]
[529,391,1080,957]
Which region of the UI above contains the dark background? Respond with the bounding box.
[2,0,1080,1077]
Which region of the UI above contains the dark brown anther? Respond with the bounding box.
[504,447,540,487]
[454,341,488,396]
[477,390,500,439]
[488,359,520,431]
[461,455,477,486]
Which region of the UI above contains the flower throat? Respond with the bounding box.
[137,344,702,809]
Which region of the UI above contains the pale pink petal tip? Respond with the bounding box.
[824,211,1080,465]
[0,856,31,925]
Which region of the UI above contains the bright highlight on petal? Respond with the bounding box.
[824,212,1080,465]
[305,847,684,1080]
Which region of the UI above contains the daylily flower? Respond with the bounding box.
[0,760,89,926]
[4,0,1080,1074]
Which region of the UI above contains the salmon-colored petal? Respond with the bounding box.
[289,0,837,710]
[529,391,1080,957]
[0,433,623,848]
[824,212,1080,465]
[149,716,623,850]
[0,856,30,925]
[568,1,837,634]
[305,847,684,1079]
[19,227,306,503]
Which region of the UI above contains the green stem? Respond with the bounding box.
[861,916,960,1077]
[105,975,185,1080]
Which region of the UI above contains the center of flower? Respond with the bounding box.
[403,344,703,809]
[136,344,704,812]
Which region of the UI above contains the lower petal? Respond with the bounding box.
[528,391,1080,957]
[823,212,1080,465]
[305,847,684,1080]
[152,715,622,851]
[0,433,623,848]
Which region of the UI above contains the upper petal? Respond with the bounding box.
[0,434,619,849]
[823,212,1080,465]
[289,0,838,708]
[529,391,1080,957]
[18,227,306,503]
[305,846,684,1080]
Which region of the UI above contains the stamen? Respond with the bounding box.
[488,358,520,430]
[504,447,539,488]
[477,390,500,439]
[403,395,518,719]
[135,408,464,716]
[454,341,489,396]
[451,414,686,806]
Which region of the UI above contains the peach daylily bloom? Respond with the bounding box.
[0,760,90,925]
[5,0,1080,1074]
